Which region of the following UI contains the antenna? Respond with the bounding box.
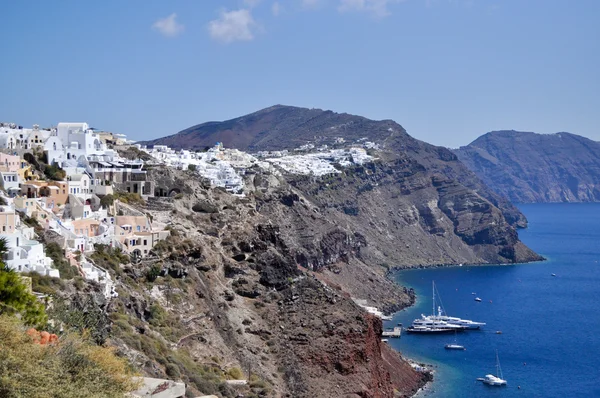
[432,280,435,317]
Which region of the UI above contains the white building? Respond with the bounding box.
[0,171,19,192]
[0,205,58,277]
[67,173,92,200]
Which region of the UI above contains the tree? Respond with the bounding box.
[0,265,48,329]
[100,194,115,208]
[0,238,48,328]
[187,164,197,172]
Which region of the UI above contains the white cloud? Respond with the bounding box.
[272,1,282,16]
[152,13,184,37]
[338,0,402,17]
[208,9,258,43]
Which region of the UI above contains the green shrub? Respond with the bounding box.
[45,242,77,280]
[0,315,140,397]
[145,264,162,283]
[44,164,67,181]
[114,192,145,205]
[226,367,244,380]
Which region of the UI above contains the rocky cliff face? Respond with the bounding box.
[454,131,600,203]
[144,105,538,262]
[92,166,429,398]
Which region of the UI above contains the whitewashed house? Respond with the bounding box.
[67,174,92,200]
[0,205,58,277]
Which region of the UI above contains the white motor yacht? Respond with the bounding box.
[431,307,486,329]
[412,315,466,330]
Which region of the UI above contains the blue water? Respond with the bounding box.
[387,203,600,398]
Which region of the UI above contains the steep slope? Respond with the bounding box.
[454,131,600,203]
[97,166,429,398]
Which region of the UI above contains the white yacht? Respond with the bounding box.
[405,325,456,334]
[431,307,486,329]
[411,315,466,330]
[445,331,466,350]
[477,350,507,386]
[407,282,467,333]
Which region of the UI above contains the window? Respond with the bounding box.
[2,226,5,232]
[143,239,147,245]
[136,226,140,232]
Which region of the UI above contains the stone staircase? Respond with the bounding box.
[145,197,174,212]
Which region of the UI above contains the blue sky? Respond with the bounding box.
[1,0,598,147]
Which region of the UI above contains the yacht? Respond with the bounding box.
[474,297,482,302]
[431,307,486,329]
[405,325,456,334]
[445,331,466,350]
[407,282,467,332]
[477,350,507,386]
[411,315,466,331]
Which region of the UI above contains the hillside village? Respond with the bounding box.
[0,121,378,300]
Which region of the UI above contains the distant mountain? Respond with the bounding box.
[142,105,543,265]
[454,131,600,203]
[141,105,411,152]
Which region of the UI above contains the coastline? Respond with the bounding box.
[382,269,435,398]
[385,257,547,276]
[379,254,547,397]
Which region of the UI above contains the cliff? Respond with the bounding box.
[142,105,538,260]
[454,130,600,203]
[91,166,430,397]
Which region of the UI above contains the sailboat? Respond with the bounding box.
[477,350,507,386]
[444,331,466,350]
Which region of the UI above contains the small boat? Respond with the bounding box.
[495,331,503,334]
[475,297,482,302]
[381,339,389,343]
[471,292,477,295]
[551,273,556,277]
[478,350,507,386]
[445,343,466,350]
[445,331,465,350]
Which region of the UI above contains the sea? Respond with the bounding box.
[386,203,600,398]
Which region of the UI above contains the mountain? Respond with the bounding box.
[142,105,404,152]
[143,105,542,265]
[454,131,600,203]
